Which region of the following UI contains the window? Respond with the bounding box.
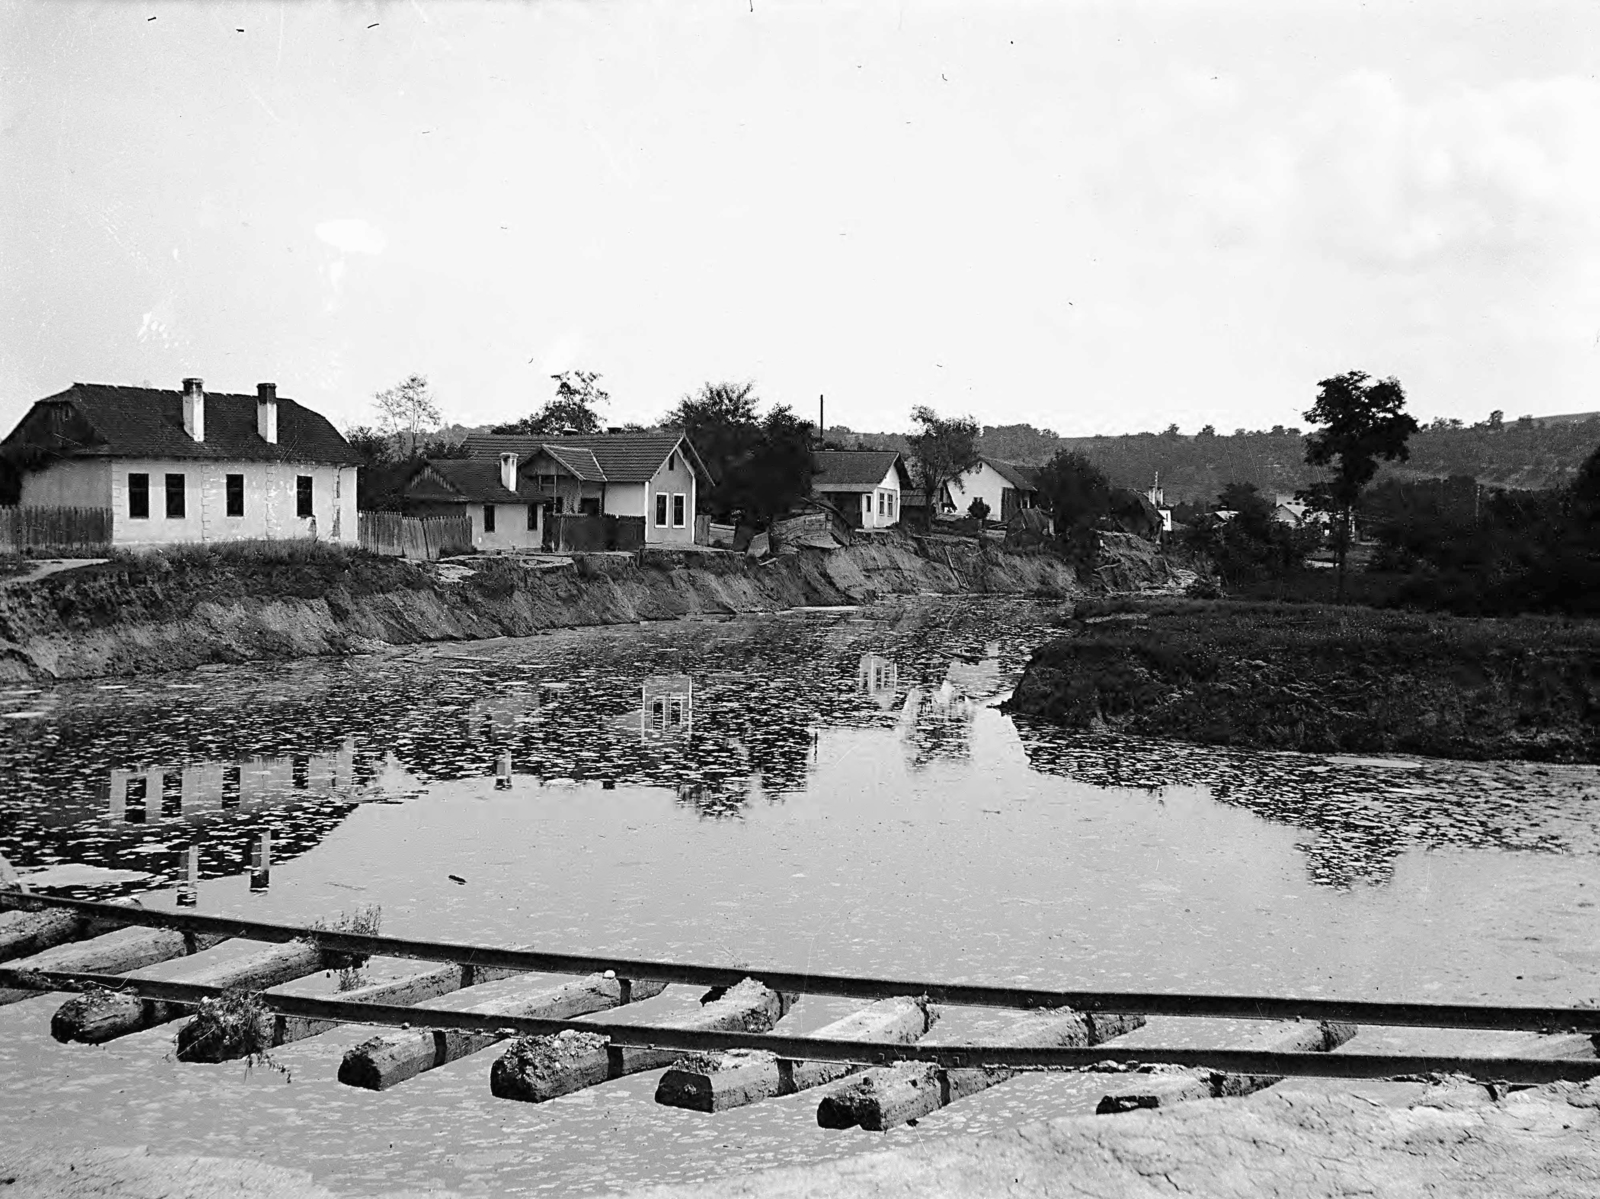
[483,504,496,533]
[887,493,896,517]
[668,451,678,472]
[165,473,185,519]
[128,473,150,519]
[655,492,669,527]
[526,504,538,531]
[225,474,244,517]
[672,493,686,527]
[878,492,886,518]
[296,475,313,518]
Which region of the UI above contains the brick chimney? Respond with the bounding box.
[181,378,205,443]
[256,382,278,444]
[499,451,518,492]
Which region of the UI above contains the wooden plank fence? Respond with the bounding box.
[358,511,473,561]
[0,506,112,555]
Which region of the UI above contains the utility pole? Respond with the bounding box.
[818,394,825,447]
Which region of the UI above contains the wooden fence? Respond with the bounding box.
[358,511,473,561]
[0,506,112,554]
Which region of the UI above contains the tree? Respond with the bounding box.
[343,424,394,469]
[1185,482,1313,588]
[967,497,991,522]
[492,370,608,436]
[907,406,981,514]
[1302,370,1419,599]
[1035,450,1112,563]
[373,374,441,457]
[659,382,813,526]
[1197,424,1217,437]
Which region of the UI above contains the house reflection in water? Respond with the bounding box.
[105,738,375,822]
[857,654,900,708]
[641,675,693,741]
[898,677,976,768]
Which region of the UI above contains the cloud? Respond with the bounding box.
[315,219,388,256]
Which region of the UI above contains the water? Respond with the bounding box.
[1,599,1596,1195]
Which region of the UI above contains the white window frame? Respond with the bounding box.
[672,492,686,528]
[654,491,669,527]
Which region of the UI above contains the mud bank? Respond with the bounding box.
[0,537,1081,682]
[1006,598,1600,762]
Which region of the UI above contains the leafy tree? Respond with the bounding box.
[1035,450,1112,562]
[659,382,813,526]
[373,374,441,457]
[1197,424,1216,437]
[1183,482,1313,587]
[493,370,608,436]
[907,406,981,514]
[967,497,991,522]
[343,424,394,469]
[1301,370,1419,599]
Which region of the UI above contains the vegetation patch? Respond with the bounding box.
[174,991,288,1077]
[1006,599,1600,762]
[309,905,383,990]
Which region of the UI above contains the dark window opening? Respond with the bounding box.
[483,504,496,533]
[673,493,686,527]
[579,497,601,516]
[161,770,183,819]
[655,493,668,527]
[164,473,185,519]
[225,473,244,517]
[296,475,313,518]
[526,504,538,530]
[125,776,147,824]
[128,473,150,519]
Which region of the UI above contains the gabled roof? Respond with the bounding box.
[463,432,710,484]
[414,458,524,504]
[539,445,606,482]
[811,449,910,488]
[982,457,1040,492]
[2,383,359,465]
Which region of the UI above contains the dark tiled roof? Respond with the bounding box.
[540,445,606,482]
[811,450,908,488]
[412,459,524,504]
[463,432,709,484]
[2,383,360,465]
[984,458,1040,491]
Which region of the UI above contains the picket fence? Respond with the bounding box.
[357,511,473,561]
[0,506,113,554]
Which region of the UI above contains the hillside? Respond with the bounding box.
[833,413,1600,502]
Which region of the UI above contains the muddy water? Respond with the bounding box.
[1,599,1596,1196]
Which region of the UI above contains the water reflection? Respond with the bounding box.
[1014,723,1596,889]
[2,600,1594,898]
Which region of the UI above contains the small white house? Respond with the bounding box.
[811,450,910,529]
[463,431,712,546]
[2,379,360,547]
[947,457,1039,523]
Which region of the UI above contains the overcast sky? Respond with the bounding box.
[3,1,1598,438]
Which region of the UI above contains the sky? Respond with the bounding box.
[3,0,1598,438]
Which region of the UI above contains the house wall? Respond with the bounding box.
[813,465,901,530]
[31,458,357,547]
[948,462,1013,518]
[18,459,113,509]
[643,451,699,544]
[604,482,645,518]
[466,500,536,551]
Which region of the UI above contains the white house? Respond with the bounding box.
[810,450,910,529]
[463,431,712,546]
[2,379,360,547]
[947,457,1040,523]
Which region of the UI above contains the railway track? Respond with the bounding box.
[3,890,1597,1129]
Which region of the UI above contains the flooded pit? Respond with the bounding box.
[1,598,1596,1196]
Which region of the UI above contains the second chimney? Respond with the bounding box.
[499,451,519,493]
[181,377,205,443]
[257,382,278,444]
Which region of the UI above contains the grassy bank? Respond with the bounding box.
[1005,598,1600,762]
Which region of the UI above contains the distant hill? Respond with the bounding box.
[828,414,1600,503]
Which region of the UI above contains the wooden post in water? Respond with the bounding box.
[491,979,795,1104]
[656,996,938,1112]
[1095,1020,1359,1113]
[249,830,271,892]
[51,939,328,1044]
[177,844,200,908]
[339,972,667,1091]
[818,1009,1145,1131]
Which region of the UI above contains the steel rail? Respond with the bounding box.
[2,967,1595,1085]
[3,892,1597,1033]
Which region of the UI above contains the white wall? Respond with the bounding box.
[642,449,699,544]
[861,464,901,529]
[18,459,112,509]
[467,501,537,551]
[64,458,363,547]
[947,461,1012,517]
[603,482,646,518]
